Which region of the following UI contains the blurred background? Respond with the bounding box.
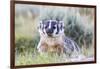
[15,4,95,65]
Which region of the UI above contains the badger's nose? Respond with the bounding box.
[46,29,53,36]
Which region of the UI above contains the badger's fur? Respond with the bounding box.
[37,20,80,57]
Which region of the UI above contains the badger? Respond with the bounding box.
[37,20,81,57]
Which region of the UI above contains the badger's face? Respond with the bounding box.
[38,20,64,37]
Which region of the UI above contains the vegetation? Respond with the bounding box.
[15,4,94,66]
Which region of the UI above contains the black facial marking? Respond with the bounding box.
[51,21,56,29]
[45,21,57,34]
[40,20,63,36]
[45,21,49,29]
[60,23,63,30]
[56,24,59,34]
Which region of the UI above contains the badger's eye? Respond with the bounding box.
[53,26,56,29]
[45,25,48,29]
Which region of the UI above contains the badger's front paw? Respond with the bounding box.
[37,43,48,53]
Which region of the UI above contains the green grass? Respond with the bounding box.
[15,46,94,66]
[15,52,67,66]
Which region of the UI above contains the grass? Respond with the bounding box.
[15,52,66,65]
[15,45,94,66]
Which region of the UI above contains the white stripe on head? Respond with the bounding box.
[48,20,51,29]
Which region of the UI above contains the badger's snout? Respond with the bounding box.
[46,29,53,36]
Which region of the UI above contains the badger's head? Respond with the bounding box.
[38,20,64,38]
